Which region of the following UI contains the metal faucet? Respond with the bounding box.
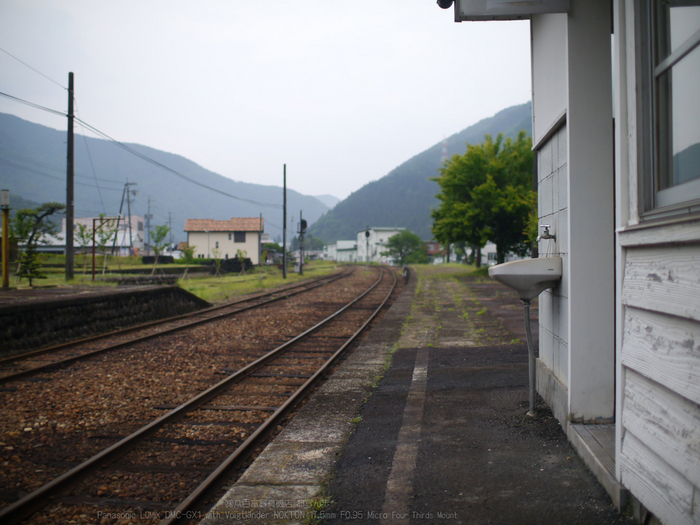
[537,224,556,242]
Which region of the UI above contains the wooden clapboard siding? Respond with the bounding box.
[619,239,700,524]
[621,307,700,406]
[620,432,697,525]
[622,369,700,489]
[622,245,700,322]
[618,219,700,247]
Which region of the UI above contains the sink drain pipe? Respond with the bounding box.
[523,299,536,417]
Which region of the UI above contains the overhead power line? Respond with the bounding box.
[74,98,106,213]
[0,46,67,90]
[0,91,66,117]
[74,117,282,209]
[0,90,282,209]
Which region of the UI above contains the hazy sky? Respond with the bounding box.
[0,0,531,201]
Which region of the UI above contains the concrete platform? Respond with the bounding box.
[0,284,208,354]
[202,269,633,525]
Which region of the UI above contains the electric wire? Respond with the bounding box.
[0,158,121,191]
[265,220,283,230]
[0,91,66,117]
[0,148,123,185]
[1,90,284,210]
[73,117,283,209]
[74,98,106,213]
[0,46,67,90]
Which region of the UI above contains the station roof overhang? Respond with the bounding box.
[438,0,569,22]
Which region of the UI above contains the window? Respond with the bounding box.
[215,241,219,248]
[228,233,232,241]
[234,231,245,243]
[642,1,700,210]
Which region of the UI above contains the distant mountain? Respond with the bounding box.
[0,113,329,243]
[309,102,532,242]
[312,194,341,209]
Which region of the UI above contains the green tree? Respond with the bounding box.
[181,244,197,264]
[304,234,326,251]
[149,224,171,275]
[95,215,119,276]
[263,242,283,254]
[14,202,65,285]
[431,132,535,265]
[75,223,92,274]
[381,230,426,266]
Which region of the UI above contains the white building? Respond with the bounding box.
[327,240,357,262]
[356,227,405,264]
[440,2,700,523]
[58,215,145,255]
[184,217,264,264]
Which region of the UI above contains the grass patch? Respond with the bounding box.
[178,261,338,302]
[8,254,340,299]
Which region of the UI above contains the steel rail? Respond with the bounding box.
[162,268,397,525]
[0,267,351,367]
[0,267,391,525]
[0,269,353,385]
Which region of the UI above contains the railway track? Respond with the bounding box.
[0,266,398,524]
[0,268,353,385]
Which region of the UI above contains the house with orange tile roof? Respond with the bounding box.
[184,217,264,264]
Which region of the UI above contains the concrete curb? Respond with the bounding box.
[200,269,417,525]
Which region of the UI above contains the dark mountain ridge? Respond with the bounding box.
[309,102,532,242]
[0,112,329,243]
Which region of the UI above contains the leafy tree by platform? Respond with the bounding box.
[75,223,93,274]
[94,215,119,275]
[149,223,171,275]
[381,230,427,266]
[431,132,535,266]
[14,202,65,285]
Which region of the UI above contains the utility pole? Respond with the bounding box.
[126,185,135,254]
[111,182,131,256]
[299,211,304,276]
[65,72,75,280]
[168,211,172,248]
[282,164,287,279]
[145,197,153,256]
[366,225,370,268]
[2,190,9,288]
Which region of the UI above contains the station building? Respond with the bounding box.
[438,2,700,523]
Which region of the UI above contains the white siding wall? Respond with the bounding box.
[537,125,570,388]
[336,249,357,262]
[614,2,700,523]
[188,231,260,264]
[617,233,700,525]
[327,243,337,261]
[532,0,615,425]
[356,229,403,263]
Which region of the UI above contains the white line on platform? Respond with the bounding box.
[381,347,430,525]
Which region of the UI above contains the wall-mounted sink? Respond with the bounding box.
[488,257,562,302]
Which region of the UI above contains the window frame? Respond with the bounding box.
[234,231,246,243]
[638,0,700,217]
